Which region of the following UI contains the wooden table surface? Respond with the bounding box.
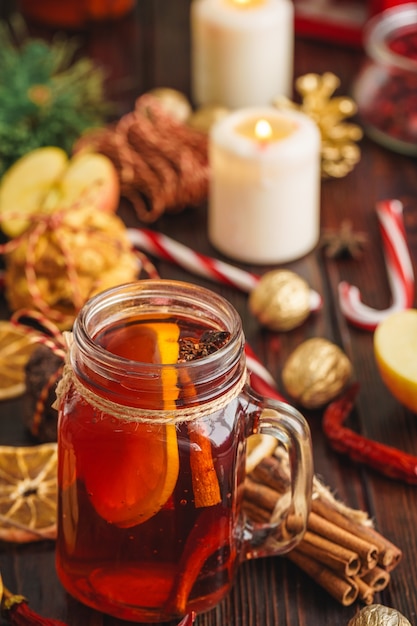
[1,2,417,625]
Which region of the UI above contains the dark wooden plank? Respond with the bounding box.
[1,2,417,625]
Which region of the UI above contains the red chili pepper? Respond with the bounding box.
[0,585,67,626]
[323,384,417,485]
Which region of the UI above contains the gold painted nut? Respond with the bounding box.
[249,269,311,331]
[282,337,353,409]
[348,605,412,626]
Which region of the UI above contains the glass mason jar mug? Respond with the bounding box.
[55,280,313,623]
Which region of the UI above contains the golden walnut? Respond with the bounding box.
[348,605,411,626]
[249,269,311,331]
[282,337,353,409]
[5,206,139,329]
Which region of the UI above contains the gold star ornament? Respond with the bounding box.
[273,72,363,179]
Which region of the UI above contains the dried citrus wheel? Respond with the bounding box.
[0,442,57,542]
[246,433,278,475]
[83,322,180,527]
[374,309,417,413]
[0,321,40,400]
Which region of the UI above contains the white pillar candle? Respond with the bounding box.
[191,0,293,109]
[208,107,321,264]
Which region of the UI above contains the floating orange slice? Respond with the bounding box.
[0,442,57,542]
[83,322,180,527]
[0,321,40,400]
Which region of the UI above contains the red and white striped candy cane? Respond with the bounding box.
[338,199,415,331]
[128,228,322,313]
[244,343,286,402]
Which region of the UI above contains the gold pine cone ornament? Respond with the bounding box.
[274,72,363,178]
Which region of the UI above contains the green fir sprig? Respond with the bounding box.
[0,16,110,177]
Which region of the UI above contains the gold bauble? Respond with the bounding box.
[249,270,311,331]
[282,337,353,408]
[187,105,230,134]
[348,605,412,626]
[147,88,192,124]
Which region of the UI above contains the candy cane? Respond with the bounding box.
[128,228,322,312]
[244,343,287,402]
[338,199,414,331]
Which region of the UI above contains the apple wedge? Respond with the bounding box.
[56,151,120,216]
[0,147,68,238]
[0,147,120,239]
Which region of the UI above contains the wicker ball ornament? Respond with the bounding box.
[249,270,312,331]
[5,206,139,329]
[282,337,353,408]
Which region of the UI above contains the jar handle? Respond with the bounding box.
[241,390,313,561]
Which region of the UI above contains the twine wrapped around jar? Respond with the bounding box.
[53,331,248,424]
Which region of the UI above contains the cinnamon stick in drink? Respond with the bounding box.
[179,367,221,508]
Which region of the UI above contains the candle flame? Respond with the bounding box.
[255,119,273,141]
[230,0,265,6]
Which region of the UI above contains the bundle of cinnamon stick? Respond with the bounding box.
[243,451,402,606]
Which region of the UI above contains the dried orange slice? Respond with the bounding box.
[246,433,278,475]
[84,322,180,527]
[0,321,40,400]
[0,442,57,542]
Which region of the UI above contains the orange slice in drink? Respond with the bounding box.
[0,443,57,542]
[84,322,180,527]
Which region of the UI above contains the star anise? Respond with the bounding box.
[320,220,368,259]
[178,331,230,362]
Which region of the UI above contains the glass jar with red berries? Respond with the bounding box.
[353,3,417,155]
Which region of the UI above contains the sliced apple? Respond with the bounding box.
[57,151,120,216]
[0,147,120,239]
[374,309,417,413]
[0,147,68,238]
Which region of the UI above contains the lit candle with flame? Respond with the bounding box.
[235,116,296,142]
[254,119,273,141]
[228,0,266,6]
[208,108,321,264]
[191,0,293,109]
